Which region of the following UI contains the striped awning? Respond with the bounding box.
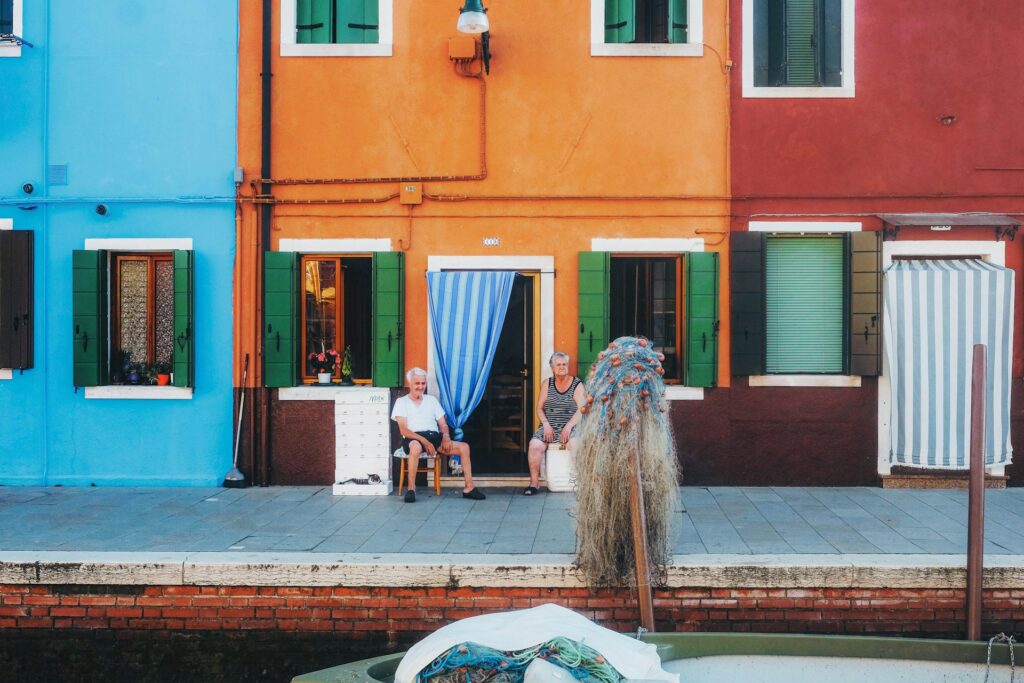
[883,259,1014,469]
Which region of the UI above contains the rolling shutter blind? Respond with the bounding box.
[0,230,33,370]
[604,0,636,43]
[337,0,379,44]
[669,0,688,43]
[849,231,881,376]
[172,250,195,388]
[821,0,843,86]
[730,232,765,376]
[296,0,332,44]
[765,236,845,374]
[263,252,298,388]
[73,250,109,387]
[785,0,818,86]
[578,252,610,380]
[372,251,404,388]
[684,252,719,387]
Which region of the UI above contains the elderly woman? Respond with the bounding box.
[524,352,587,496]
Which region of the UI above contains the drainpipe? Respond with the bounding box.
[259,0,273,486]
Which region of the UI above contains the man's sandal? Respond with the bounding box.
[523,486,539,496]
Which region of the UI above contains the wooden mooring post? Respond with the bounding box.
[628,447,656,632]
[966,344,986,641]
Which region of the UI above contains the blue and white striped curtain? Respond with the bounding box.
[883,259,1014,468]
[427,271,516,440]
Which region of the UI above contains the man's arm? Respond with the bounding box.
[437,416,453,453]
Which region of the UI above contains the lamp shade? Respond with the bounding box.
[457,0,489,33]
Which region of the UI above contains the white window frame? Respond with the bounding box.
[590,0,704,57]
[741,0,856,98]
[0,218,11,378]
[0,0,23,58]
[748,221,862,387]
[82,238,194,400]
[280,0,392,57]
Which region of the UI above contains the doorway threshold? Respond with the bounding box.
[440,475,536,488]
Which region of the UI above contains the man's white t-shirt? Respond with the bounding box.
[391,393,445,433]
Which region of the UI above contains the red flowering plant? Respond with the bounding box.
[308,349,342,374]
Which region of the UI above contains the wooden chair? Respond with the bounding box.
[397,446,445,496]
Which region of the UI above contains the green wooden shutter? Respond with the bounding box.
[578,252,610,380]
[0,230,33,370]
[372,251,404,388]
[297,0,332,44]
[820,0,842,86]
[849,231,881,376]
[336,0,379,44]
[785,0,819,86]
[604,0,635,43]
[264,251,299,388]
[172,250,195,388]
[685,252,719,387]
[731,232,765,376]
[669,0,688,43]
[765,236,845,374]
[73,250,109,387]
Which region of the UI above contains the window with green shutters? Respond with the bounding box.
[296,0,380,44]
[764,236,845,374]
[605,0,689,44]
[752,0,843,88]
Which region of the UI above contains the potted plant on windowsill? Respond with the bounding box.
[155,362,171,386]
[339,346,354,386]
[308,348,341,385]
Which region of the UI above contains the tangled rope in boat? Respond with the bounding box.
[417,636,625,683]
[575,336,679,586]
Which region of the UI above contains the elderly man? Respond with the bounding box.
[391,367,485,503]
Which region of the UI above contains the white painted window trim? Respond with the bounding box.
[0,0,23,58]
[749,374,861,388]
[741,0,855,98]
[877,239,1006,477]
[280,0,392,57]
[749,221,862,233]
[277,238,392,253]
[279,385,385,401]
[664,386,704,400]
[84,386,193,400]
[590,0,704,57]
[83,238,195,400]
[1,219,13,378]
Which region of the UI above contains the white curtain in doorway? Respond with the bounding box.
[883,259,1014,468]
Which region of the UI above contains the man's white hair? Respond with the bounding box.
[406,367,428,383]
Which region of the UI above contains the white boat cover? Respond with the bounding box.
[394,603,678,683]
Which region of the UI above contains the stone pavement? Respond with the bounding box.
[1,485,1022,556]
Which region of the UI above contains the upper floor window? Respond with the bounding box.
[281,0,392,57]
[591,0,703,57]
[0,0,23,58]
[743,0,855,98]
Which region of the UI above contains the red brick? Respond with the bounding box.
[50,607,86,618]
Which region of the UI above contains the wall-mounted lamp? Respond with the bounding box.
[95,204,108,216]
[457,0,489,33]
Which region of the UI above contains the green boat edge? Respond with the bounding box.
[292,632,1016,683]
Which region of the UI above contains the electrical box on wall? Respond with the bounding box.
[400,182,423,205]
[449,35,476,61]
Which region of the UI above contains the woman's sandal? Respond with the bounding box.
[523,486,539,496]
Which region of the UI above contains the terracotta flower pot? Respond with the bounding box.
[157,374,171,386]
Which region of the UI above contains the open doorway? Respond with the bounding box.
[461,273,536,475]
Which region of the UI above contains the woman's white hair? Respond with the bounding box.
[549,351,571,366]
[406,367,428,383]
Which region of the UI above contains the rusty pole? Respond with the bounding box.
[966,344,987,641]
[628,447,656,632]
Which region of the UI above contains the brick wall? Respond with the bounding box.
[2,585,1023,640]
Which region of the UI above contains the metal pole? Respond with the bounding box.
[967,343,987,641]
[627,448,656,632]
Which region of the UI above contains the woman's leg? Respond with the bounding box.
[527,438,547,489]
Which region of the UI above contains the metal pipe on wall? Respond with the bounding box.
[259,0,274,487]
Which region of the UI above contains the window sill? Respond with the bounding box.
[278,385,389,402]
[664,386,704,400]
[748,375,862,388]
[84,386,194,400]
[590,43,703,58]
[280,43,392,57]
[0,369,11,380]
[743,85,855,99]
[0,45,21,58]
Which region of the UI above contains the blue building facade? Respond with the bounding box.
[0,1,237,485]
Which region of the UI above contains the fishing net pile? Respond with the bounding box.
[417,637,624,683]
[575,336,679,587]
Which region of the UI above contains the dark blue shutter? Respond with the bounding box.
[821,0,843,86]
[730,232,765,375]
[0,230,34,370]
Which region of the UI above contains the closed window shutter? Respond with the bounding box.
[372,251,404,388]
[685,252,719,387]
[765,236,845,374]
[73,250,109,387]
[578,252,610,380]
[605,0,636,44]
[785,0,819,86]
[264,251,299,388]
[297,0,333,44]
[849,231,881,376]
[730,231,765,376]
[669,0,687,43]
[172,250,195,388]
[0,231,33,370]
[337,0,379,44]
[820,0,842,86]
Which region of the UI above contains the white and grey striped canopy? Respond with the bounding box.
[883,259,1014,469]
